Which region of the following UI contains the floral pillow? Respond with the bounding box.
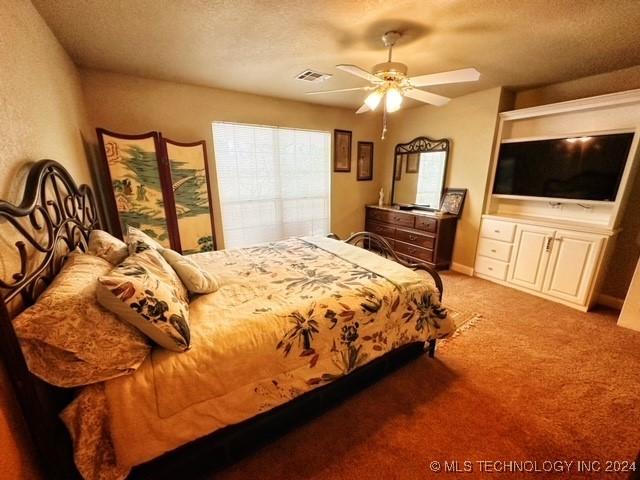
[160,249,219,294]
[13,253,151,388]
[125,225,164,255]
[97,249,191,352]
[87,229,128,265]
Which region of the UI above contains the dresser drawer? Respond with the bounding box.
[475,256,509,281]
[366,221,396,238]
[395,240,433,262]
[480,219,516,243]
[477,237,513,262]
[396,228,435,250]
[414,216,437,233]
[366,208,414,228]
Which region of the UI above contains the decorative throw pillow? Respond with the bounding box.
[13,253,151,388]
[97,249,191,352]
[160,249,219,294]
[125,225,164,255]
[87,229,128,265]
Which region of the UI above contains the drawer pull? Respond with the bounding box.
[488,267,493,271]
[494,229,500,233]
[491,249,496,253]
[409,235,417,241]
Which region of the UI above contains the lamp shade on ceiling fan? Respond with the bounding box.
[385,86,403,113]
[364,90,383,110]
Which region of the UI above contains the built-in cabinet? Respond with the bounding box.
[474,89,640,312]
[475,216,608,311]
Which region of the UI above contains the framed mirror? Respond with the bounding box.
[391,136,449,210]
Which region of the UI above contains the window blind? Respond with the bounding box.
[212,122,331,248]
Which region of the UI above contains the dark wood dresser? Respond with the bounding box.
[365,205,458,270]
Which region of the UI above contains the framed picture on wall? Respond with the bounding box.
[333,129,352,172]
[440,188,467,217]
[394,154,404,180]
[406,153,420,173]
[356,141,374,181]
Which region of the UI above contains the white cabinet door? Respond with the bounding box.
[542,230,604,305]
[509,224,555,291]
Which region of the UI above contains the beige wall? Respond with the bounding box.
[515,65,640,109]
[380,87,508,270]
[618,258,640,331]
[80,69,383,247]
[0,0,93,478]
[514,68,640,300]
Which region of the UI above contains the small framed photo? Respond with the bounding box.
[406,153,420,173]
[356,141,374,181]
[394,155,403,180]
[333,129,352,172]
[440,188,467,217]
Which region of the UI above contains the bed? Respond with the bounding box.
[0,160,455,479]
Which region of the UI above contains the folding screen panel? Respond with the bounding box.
[163,139,216,253]
[97,129,180,250]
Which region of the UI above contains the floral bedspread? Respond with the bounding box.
[61,237,456,480]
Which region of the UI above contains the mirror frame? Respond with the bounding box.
[391,136,450,210]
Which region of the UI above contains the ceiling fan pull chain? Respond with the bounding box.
[382,107,388,140]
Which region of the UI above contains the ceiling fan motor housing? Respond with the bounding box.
[373,62,408,80]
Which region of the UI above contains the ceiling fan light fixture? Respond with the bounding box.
[364,89,383,111]
[385,86,403,113]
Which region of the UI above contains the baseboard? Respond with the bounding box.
[450,262,474,276]
[597,294,625,310]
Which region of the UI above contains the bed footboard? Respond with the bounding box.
[330,231,442,359]
[332,231,444,300]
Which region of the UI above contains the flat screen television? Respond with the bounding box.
[493,132,634,202]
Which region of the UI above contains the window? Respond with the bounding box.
[212,122,331,248]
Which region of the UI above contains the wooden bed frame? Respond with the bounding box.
[0,160,445,479]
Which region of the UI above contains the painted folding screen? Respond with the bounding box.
[163,139,216,253]
[97,129,179,249]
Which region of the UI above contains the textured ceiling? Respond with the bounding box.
[33,0,640,110]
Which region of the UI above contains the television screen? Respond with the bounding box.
[493,133,634,201]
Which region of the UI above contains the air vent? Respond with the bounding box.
[295,69,332,82]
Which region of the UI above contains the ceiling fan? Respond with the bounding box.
[307,31,480,136]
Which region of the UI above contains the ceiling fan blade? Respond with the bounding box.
[404,88,450,107]
[306,86,371,95]
[336,64,381,84]
[408,68,480,87]
[356,104,370,114]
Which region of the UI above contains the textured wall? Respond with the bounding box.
[79,69,383,246]
[515,65,640,109]
[380,87,508,270]
[0,0,93,478]
[514,68,640,301]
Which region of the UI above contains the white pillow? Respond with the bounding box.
[125,225,164,255]
[161,249,219,294]
[87,230,128,265]
[97,249,191,352]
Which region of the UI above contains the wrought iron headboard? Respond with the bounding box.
[0,159,100,479]
[0,159,99,304]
